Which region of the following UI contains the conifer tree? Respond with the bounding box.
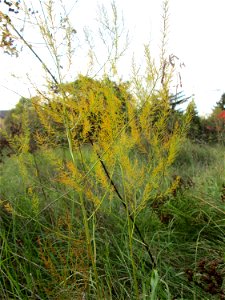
[169,91,192,111]
[216,93,225,110]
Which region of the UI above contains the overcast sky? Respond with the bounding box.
[0,0,224,115]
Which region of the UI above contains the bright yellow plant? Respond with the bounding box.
[1,1,194,293]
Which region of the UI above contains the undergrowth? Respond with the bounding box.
[0,141,224,299]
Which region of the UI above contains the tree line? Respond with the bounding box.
[1,79,224,160]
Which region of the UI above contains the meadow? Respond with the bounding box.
[0,1,224,299]
[0,140,224,299]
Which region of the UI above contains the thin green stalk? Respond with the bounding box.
[120,160,139,297]
[126,205,139,298]
[32,153,48,203]
[79,192,102,298]
[10,22,58,85]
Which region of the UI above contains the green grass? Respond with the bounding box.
[0,140,224,299]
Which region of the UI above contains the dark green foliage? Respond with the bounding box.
[216,93,225,110]
[186,101,203,141]
[169,91,192,111]
[182,94,225,144]
[0,131,12,160]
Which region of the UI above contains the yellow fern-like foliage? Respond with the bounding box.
[32,71,190,217]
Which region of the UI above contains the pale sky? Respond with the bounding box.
[0,0,224,115]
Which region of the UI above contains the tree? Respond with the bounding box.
[199,93,225,144]
[216,93,225,110]
[169,91,192,112]
[33,75,135,145]
[0,0,21,56]
[4,97,43,152]
[186,100,202,141]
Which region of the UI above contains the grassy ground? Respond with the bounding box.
[0,140,224,299]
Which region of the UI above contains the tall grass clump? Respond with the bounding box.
[1,0,224,299]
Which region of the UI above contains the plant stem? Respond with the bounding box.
[32,153,48,203]
[79,192,102,298]
[10,23,59,85]
[90,140,156,268]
